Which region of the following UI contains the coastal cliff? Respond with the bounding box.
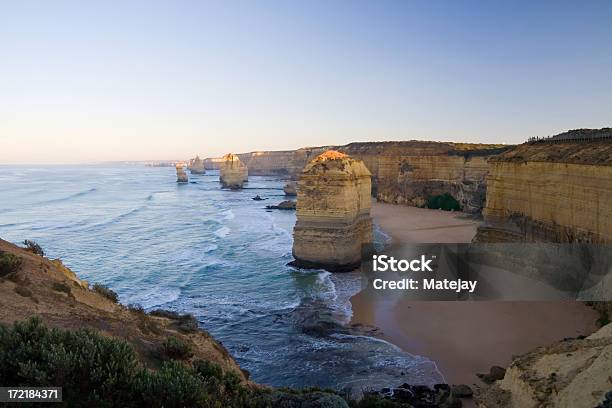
[291,150,373,272]
[205,142,508,213]
[475,322,612,408]
[474,132,612,243]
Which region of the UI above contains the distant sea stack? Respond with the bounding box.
[219,153,248,189]
[291,150,373,272]
[189,155,206,174]
[176,163,188,183]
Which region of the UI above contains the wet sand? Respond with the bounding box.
[351,201,599,385]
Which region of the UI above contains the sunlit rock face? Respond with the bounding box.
[219,153,248,189]
[176,164,188,183]
[189,155,206,174]
[474,133,612,243]
[291,150,373,272]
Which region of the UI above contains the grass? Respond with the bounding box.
[92,282,119,303]
[0,252,22,277]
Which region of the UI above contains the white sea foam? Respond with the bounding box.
[214,226,231,238]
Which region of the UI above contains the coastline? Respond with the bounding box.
[351,201,600,385]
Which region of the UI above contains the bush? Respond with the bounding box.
[162,337,193,360]
[92,283,119,303]
[0,318,353,408]
[23,240,44,256]
[0,252,22,277]
[128,304,146,315]
[426,193,461,211]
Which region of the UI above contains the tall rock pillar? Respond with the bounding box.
[291,150,373,272]
[219,153,248,189]
[176,163,188,183]
[190,155,206,174]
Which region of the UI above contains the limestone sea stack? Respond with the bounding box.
[190,155,206,174]
[291,150,373,272]
[176,163,188,183]
[219,153,248,189]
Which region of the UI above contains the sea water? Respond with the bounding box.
[0,164,443,393]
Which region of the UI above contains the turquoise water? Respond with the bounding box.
[0,164,443,392]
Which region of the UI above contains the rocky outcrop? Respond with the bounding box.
[291,150,373,272]
[266,200,296,210]
[219,153,248,189]
[475,323,612,408]
[283,182,297,196]
[189,155,206,174]
[475,133,612,243]
[205,142,508,213]
[0,238,247,380]
[176,163,188,183]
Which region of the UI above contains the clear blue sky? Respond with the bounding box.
[1,0,611,163]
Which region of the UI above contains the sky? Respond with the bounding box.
[1,0,611,164]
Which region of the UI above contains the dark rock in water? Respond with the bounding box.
[477,365,506,384]
[451,384,473,398]
[283,182,297,196]
[252,195,265,201]
[265,200,296,210]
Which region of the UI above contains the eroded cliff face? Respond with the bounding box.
[475,139,612,243]
[338,142,504,213]
[205,142,507,213]
[475,323,612,408]
[219,153,248,189]
[291,151,373,272]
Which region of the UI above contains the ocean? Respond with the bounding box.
[0,164,443,393]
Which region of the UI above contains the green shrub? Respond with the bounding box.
[128,303,146,315]
[194,359,223,381]
[426,193,461,211]
[23,240,45,256]
[0,252,22,277]
[162,337,193,360]
[92,283,119,303]
[0,318,356,408]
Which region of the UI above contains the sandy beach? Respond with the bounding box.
[351,201,599,385]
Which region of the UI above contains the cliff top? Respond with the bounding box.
[491,137,612,166]
[222,153,242,162]
[302,150,371,176]
[318,150,348,160]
